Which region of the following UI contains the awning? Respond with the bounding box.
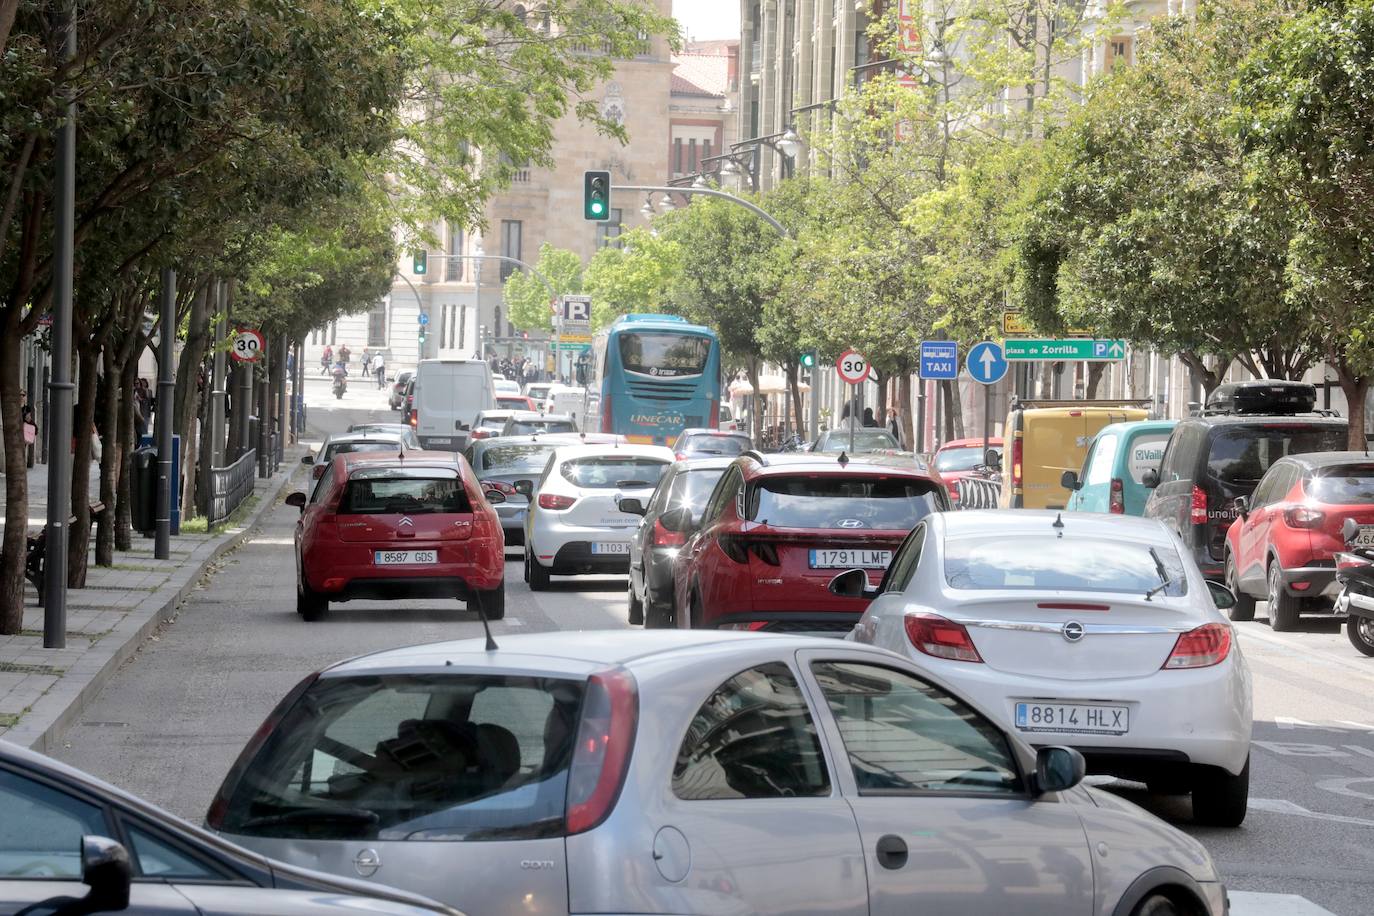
[729,376,810,396]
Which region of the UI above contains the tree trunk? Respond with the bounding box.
[943,379,964,440]
[1178,351,1225,395]
[175,284,210,517]
[115,349,139,551]
[95,345,120,566]
[0,0,19,59]
[68,345,100,588]
[873,369,888,424]
[787,362,805,441]
[1333,362,1370,451]
[1086,362,1108,399]
[747,358,764,446]
[899,373,914,452]
[0,319,28,634]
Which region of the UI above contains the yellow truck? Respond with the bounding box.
[999,399,1152,509]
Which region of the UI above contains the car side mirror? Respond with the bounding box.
[513,479,534,498]
[300,455,314,465]
[457,422,471,432]
[617,497,646,516]
[1060,470,1080,492]
[984,448,1002,470]
[1207,580,1238,610]
[80,835,132,911]
[284,491,307,510]
[827,568,880,600]
[1033,746,1085,795]
[1234,495,1249,519]
[1343,517,1360,544]
[484,488,506,505]
[312,465,325,480]
[1141,468,1160,489]
[659,506,694,533]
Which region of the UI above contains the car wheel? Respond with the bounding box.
[527,548,550,591]
[1225,553,1256,622]
[1130,894,1184,916]
[1191,755,1249,828]
[644,589,674,629]
[1267,561,1301,631]
[1347,615,1374,657]
[297,576,328,622]
[627,580,644,626]
[472,581,506,621]
[689,590,707,630]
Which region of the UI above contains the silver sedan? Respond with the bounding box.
[208,630,1225,916]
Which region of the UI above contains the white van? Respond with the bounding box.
[413,358,495,451]
[541,385,586,430]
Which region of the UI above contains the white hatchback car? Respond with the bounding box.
[844,510,1253,827]
[520,443,674,589]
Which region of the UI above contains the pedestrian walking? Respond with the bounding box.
[862,407,879,428]
[373,351,386,389]
[320,344,333,375]
[361,347,372,375]
[887,408,903,448]
[338,343,351,367]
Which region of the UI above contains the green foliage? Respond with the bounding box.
[503,243,585,332]
[583,227,682,327]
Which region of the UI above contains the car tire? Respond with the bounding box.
[1347,615,1374,657]
[644,589,673,629]
[472,582,506,621]
[1225,553,1256,622]
[1267,561,1301,631]
[1191,755,1249,828]
[1130,894,1184,916]
[297,577,328,622]
[527,549,550,591]
[689,590,707,630]
[627,580,644,626]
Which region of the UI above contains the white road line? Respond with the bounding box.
[1249,796,1374,828]
[1236,625,1374,681]
[503,617,524,627]
[1276,716,1322,729]
[1229,891,1339,916]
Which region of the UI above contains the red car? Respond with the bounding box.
[1225,451,1374,630]
[496,394,536,412]
[286,450,505,622]
[932,436,1003,505]
[667,451,949,633]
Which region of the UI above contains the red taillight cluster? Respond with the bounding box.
[407,409,417,428]
[601,394,614,433]
[1011,438,1023,489]
[716,535,778,565]
[1189,485,1208,526]
[1162,622,1232,669]
[1284,506,1325,529]
[470,429,492,441]
[947,479,961,503]
[652,518,686,547]
[538,493,577,511]
[484,480,517,496]
[904,613,983,663]
[1109,478,1125,514]
[566,669,638,835]
[1337,551,1374,574]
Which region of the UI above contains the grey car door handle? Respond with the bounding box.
[876,834,907,870]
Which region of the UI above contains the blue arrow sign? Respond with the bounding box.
[417,313,430,326]
[966,340,1008,385]
[919,340,958,380]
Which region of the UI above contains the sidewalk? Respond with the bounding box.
[0,449,304,753]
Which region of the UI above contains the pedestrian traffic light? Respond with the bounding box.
[413,250,427,275]
[418,325,427,346]
[584,170,611,221]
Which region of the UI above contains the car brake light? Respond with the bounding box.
[471,429,490,440]
[675,452,688,460]
[1337,551,1374,573]
[1284,506,1325,529]
[904,613,983,663]
[1109,478,1125,514]
[717,534,749,563]
[948,480,960,502]
[538,493,577,510]
[1190,485,1207,526]
[1011,438,1023,488]
[484,480,517,495]
[601,394,614,433]
[1162,622,1232,669]
[566,668,638,835]
[653,518,686,548]
[408,409,417,428]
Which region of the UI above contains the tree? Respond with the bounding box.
[583,227,681,327]
[503,244,583,333]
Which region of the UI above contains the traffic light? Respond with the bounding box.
[412,250,427,275]
[583,170,611,221]
[799,351,816,369]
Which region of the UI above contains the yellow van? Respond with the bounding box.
[999,399,1151,509]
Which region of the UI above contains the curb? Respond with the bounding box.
[11,450,306,754]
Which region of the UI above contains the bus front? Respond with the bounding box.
[602,319,720,446]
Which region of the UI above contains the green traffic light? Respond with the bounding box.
[591,201,605,216]
[800,351,816,368]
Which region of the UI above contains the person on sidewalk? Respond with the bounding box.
[862,407,879,428]
[886,408,904,449]
[338,344,351,367]
[373,351,386,389]
[21,390,36,466]
[320,344,333,375]
[361,347,372,375]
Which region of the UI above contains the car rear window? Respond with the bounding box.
[1206,425,1347,487]
[496,397,527,409]
[340,467,470,514]
[684,435,749,456]
[561,456,668,489]
[1307,465,1374,504]
[934,446,992,473]
[214,673,585,842]
[944,536,1188,595]
[745,475,941,530]
[326,441,399,460]
[511,420,577,435]
[669,467,729,510]
[818,429,898,452]
[481,444,557,472]
[1124,431,1171,484]
[618,332,711,378]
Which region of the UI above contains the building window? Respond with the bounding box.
[500,220,522,280]
[702,139,712,162]
[596,208,623,249]
[459,306,468,354]
[1106,36,1133,71]
[367,301,387,347]
[674,138,684,174]
[445,225,464,281]
[688,138,698,172]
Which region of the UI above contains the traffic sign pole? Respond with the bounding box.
[835,349,869,454]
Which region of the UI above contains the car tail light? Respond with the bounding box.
[470,429,491,440]
[708,400,719,428]
[717,533,750,563]
[675,452,688,460]
[566,668,638,835]
[538,493,577,510]
[1284,506,1325,529]
[948,480,960,503]
[1162,622,1232,669]
[601,394,614,433]
[652,518,686,548]
[1011,438,1023,489]
[408,409,417,428]
[1109,478,1125,514]
[1190,485,1208,526]
[484,480,517,496]
[1337,551,1374,573]
[904,613,983,663]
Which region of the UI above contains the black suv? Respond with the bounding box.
[1142,381,1347,579]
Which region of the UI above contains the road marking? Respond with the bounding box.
[1276,716,1322,729]
[1314,776,1374,803]
[1249,796,1374,828]
[503,617,523,627]
[1236,624,1374,680]
[1229,892,1339,915]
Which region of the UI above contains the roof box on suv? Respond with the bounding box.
[1205,380,1317,416]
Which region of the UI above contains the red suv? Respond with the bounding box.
[1225,451,1374,630]
[287,450,505,622]
[667,452,948,633]
[932,436,1003,505]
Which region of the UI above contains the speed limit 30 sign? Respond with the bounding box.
[231,328,265,363]
[835,349,869,385]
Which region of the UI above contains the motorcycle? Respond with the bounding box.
[1334,517,1374,656]
[332,374,347,400]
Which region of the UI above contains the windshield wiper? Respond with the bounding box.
[1145,547,1174,601]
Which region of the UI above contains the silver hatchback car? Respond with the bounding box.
[208,631,1226,916]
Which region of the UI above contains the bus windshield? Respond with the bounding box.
[618,333,711,378]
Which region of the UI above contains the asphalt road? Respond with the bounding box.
[51,376,1374,916]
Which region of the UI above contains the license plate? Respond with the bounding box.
[1015,702,1129,736]
[425,437,452,446]
[1356,526,1374,547]
[374,550,438,565]
[590,542,630,555]
[809,549,893,569]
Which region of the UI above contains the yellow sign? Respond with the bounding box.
[560,333,592,344]
[1002,312,1094,337]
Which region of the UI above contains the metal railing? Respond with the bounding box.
[207,448,257,531]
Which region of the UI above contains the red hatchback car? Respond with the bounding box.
[666,451,949,633]
[287,450,505,622]
[933,436,1004,505]
[1225,451,1374,630]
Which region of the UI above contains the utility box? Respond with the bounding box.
[129,447,158,535]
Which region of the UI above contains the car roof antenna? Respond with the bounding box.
[474,600,499,651]
[837,450,850,467]
[1053,512,1065,536]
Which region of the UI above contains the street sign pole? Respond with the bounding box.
[154,268,176,560]
[834,349,869,455]
[983,384,993,462]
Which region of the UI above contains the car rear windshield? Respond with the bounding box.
[496,398,527,409]
[561,456,669,489]
[818,429,898,452]
[1206,425,1347,488]
[326,441,399,460]
[1307,465,1374,504]
[683,434,749,456]
[215,673,585,842]
[618,332,711,378]
[934,447,993,473]
[944,536,1189,595]
[481,444,557,472]
[510,420,577,435]
[745,476,941,530]
[669,467,729,510]
[339,467,470,515]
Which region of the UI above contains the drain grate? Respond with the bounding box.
[0,662,64,677]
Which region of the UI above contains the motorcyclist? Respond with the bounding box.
[332,360,348,389]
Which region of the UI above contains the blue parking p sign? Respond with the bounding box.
[919,341,958,380]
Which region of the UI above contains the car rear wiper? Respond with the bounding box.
[1145,547,1175,601]
[239,806,381,831]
